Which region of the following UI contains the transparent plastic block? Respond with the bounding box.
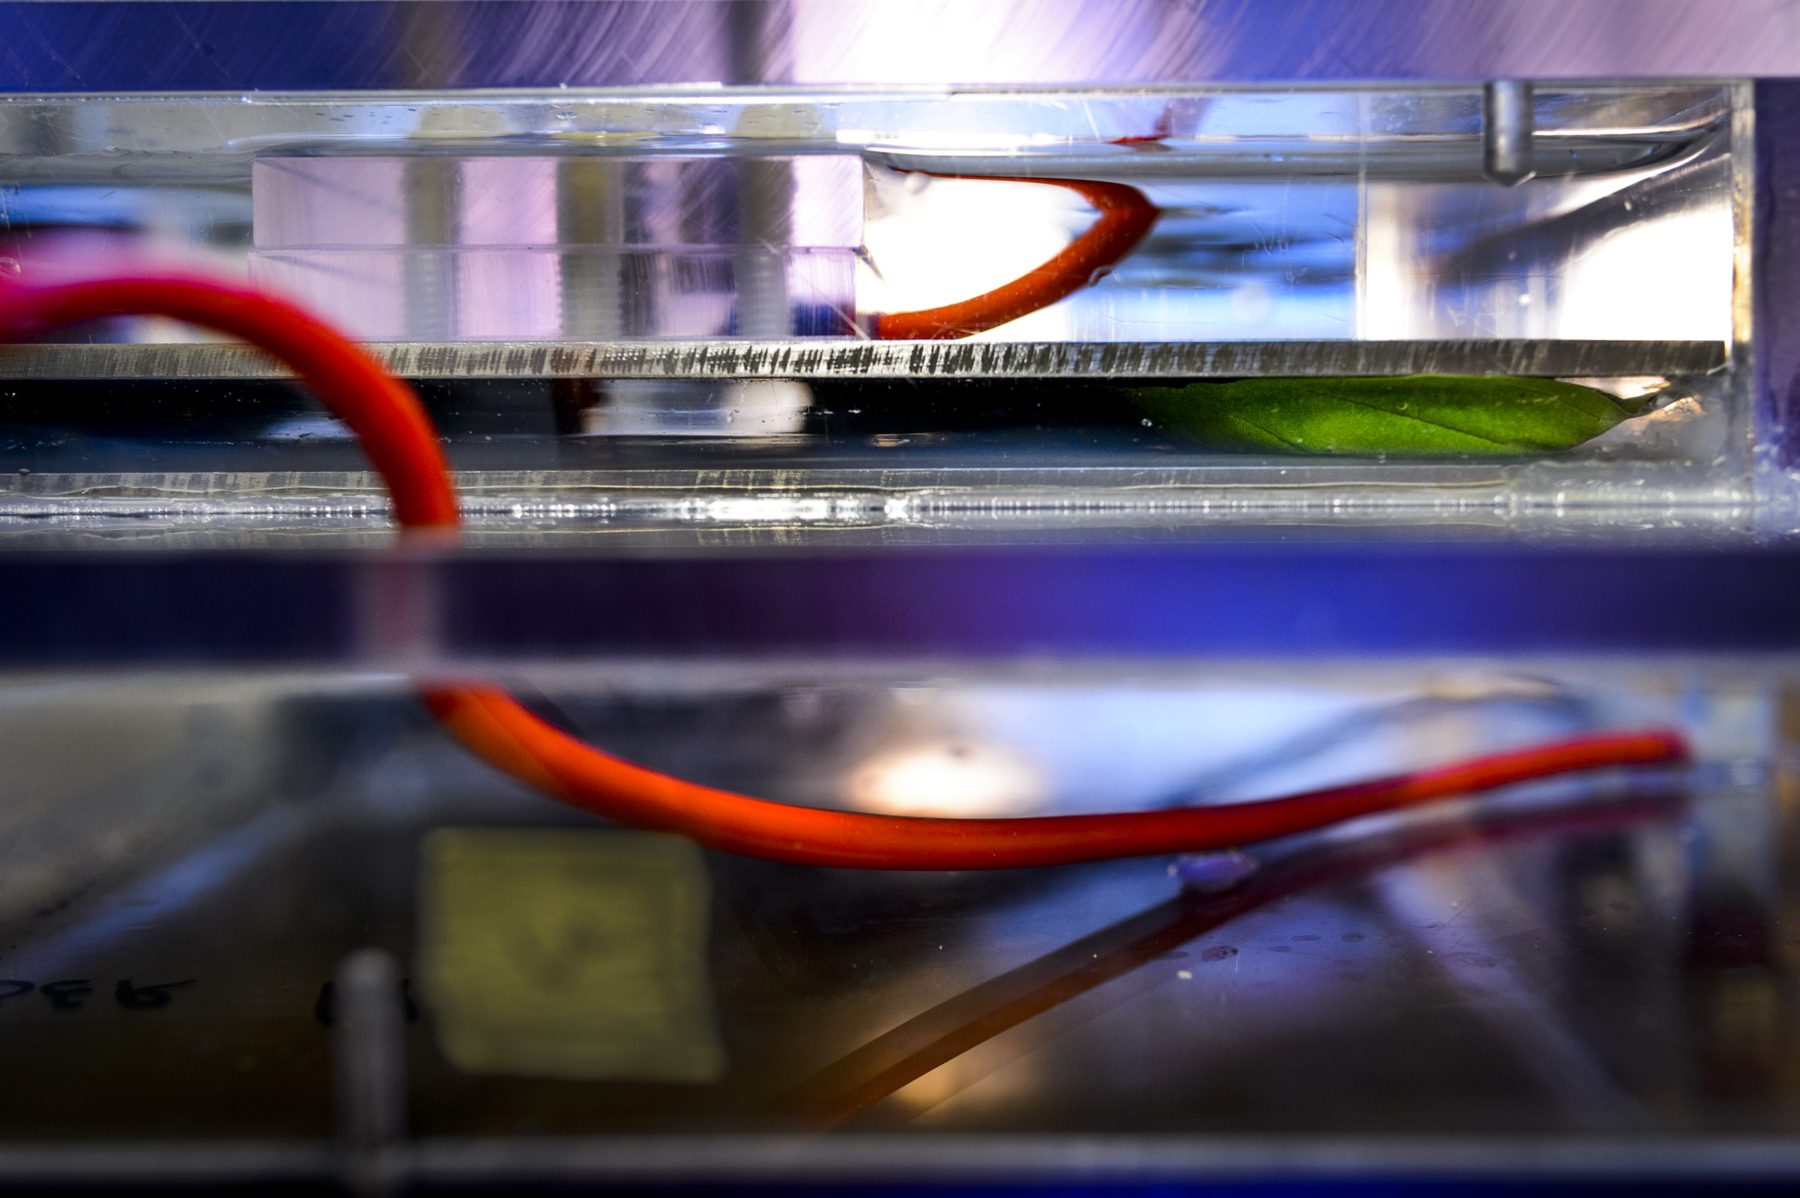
[0,85,1734,349]
[247,155,862,340]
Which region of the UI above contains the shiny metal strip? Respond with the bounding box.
[0,339,1729,380]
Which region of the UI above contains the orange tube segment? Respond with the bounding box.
[423,681,1686,871]
[873,177,1159,341]
[0,274,458,529]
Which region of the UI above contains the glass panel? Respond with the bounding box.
[0,83,1759,545]
[0,660,1789,1145]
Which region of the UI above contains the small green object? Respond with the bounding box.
[1125,375,1651,456]
[419,828,726,1083]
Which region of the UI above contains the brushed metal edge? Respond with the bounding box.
[0,339,1730,381]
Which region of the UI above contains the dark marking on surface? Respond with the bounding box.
[115,979,195,1010]
[40,980,91,1010]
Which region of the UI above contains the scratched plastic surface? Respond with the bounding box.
[0,661,1791,1141]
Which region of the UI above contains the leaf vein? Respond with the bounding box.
[1322,393,1519,447]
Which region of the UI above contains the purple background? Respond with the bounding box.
[6,2,1800,90]
[2,546,1797,664]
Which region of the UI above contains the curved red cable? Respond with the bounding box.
[872,177,1160,341]
[0,275,458,529]
[0,268,1690,870]
[420,682,1682,869]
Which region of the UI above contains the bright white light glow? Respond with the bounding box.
[859,174,1081,340]
[846,739,1046,818]
[263,414,354,441]
[1558,210,1732,341]
[592,380,810,437]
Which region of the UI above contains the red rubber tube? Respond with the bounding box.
[0,275,458,530]
[421,682,1684,869]
[0,268,1690,870]
[872,177,1160,340]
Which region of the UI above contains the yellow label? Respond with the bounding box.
[418,828,725,1083]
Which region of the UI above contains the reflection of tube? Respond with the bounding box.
[1375,858,1656,1130]
[767,788,1682,1130]
[1155,690,1593,809]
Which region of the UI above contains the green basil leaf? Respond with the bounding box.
[1124,375,1647,456]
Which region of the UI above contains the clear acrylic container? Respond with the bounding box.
[0,83,1764,547]
[0,652,1789,1170]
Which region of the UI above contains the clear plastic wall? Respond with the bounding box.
[0,83,1756,547]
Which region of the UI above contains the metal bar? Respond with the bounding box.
[1484,80,1538,186]
[0,1133,1794,1187]
[0,339,1728,381]
[0,1142,338,1186]
[407,1133,1800,1184]
[332,948,409,1197]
